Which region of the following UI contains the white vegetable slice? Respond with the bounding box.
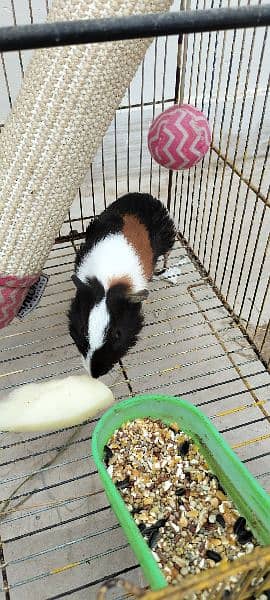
[0,375,114,432]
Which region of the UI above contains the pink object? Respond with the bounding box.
[148,104,211,170]
[0,273,39,329]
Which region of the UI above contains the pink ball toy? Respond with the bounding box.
[148,104,211,171]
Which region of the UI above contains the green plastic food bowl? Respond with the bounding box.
[91,394,270,591]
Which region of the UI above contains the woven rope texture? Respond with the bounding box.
[0,0,172,278]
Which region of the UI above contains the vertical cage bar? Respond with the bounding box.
[200,11,238,265]
[138,59,145,192]
[158,34,169,199]
[114,113,118,200]
[227,109,269,307]
[101,140,107,209]
[167,32,183,212]
[149,38,158,196]
[176,0,191,231]
[195,25,227,258]
[189,0,220,248]
[28,0,34,24]
[231,80,269,314]
[90,164,96,218]
[207,6,247,274]
[10,0,24,76]
[78,188,84,234]
[174,0,188,224]
[219,23,267,294]
[0,53,12,109]
[212,15,261,285]
[182,0,200,238]
[127,86,131,194]
[193,0,225,254]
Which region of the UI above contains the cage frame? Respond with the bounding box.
[0,2,269,598]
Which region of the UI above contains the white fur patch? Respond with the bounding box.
[82,353,91,375]
[87,297,110,358]
[77,233,147,292]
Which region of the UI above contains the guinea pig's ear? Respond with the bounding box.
[71,274,89,292]
[127,289,149,303]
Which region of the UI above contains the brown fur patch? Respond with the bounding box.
[122,215,153,280]
[108,275,133,291]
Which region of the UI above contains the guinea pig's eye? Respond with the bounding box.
[112,330,121,343]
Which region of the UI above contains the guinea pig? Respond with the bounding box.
[68,192,176,377]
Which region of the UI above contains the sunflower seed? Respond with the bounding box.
[103,445,113,466]
[206,550,222,563]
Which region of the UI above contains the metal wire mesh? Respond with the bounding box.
[0,240,269,599]
[171,0,270,367]
[0,0,270,598]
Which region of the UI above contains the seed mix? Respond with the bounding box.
[105,418,262,593]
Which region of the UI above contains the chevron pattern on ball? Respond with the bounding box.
[148,104,211,171]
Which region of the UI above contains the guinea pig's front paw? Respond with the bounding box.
[154,266,167,276]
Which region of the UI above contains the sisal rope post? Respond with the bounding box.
[0,0,172,328]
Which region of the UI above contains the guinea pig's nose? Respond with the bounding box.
[90,363,101,378]
[91,359,109,378]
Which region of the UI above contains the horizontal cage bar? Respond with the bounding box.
[0,5,270,52]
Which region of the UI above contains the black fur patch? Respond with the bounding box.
[68,277,105,359]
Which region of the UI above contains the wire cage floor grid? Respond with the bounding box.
[1,0,270,597]
[0,236,269,599]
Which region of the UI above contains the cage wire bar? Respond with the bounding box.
[1,5,270,51]
[0,0,270,598]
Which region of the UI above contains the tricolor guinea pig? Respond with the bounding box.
[68,193,176,377]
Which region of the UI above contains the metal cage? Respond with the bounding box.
[0,1,269,598]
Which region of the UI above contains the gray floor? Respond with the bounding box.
[0,239,269,599]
